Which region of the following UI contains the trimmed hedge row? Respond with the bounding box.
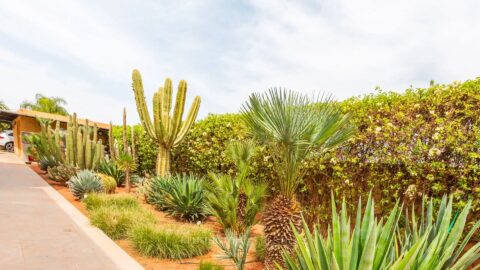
[115,78,480,223]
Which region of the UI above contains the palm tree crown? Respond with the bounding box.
[20,93,68,116]
[241,88,353,198]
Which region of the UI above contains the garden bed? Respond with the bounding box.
[29,164,264,270]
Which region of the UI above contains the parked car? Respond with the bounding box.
[0,130,14,152]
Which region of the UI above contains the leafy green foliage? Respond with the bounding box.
[97,160,125,186]
[67,170,103,199]
[20,93,68,115]
[281,195,480,270]
[205,173,266,233]
[147,174,206,222]
[47,164,77,183]
[254,235,265,262]
[129,223,211,259]
[214,229,251,270]
[84,193,155,240]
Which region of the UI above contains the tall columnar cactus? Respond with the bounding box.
[65,113,105,170]
[131,69,201,176]
[109,121,116,160]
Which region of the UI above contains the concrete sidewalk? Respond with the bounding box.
[0,152,143,270]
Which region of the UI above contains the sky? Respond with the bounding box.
[1,0,480,125]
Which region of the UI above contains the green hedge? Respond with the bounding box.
[115,78,480,223]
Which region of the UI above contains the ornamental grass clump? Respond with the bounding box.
[129,223,212,259]
[96,173,116,194]
[84,193,155,240]
[281,194,480,270]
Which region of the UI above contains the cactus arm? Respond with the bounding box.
[85,138,92,170]
[132,69,156,139]
[153,90,164,141]
[109,121,115,160]
[161,78,173,140]
[123,107,128,152]
[166,80,187,147]
[93,123,98,143]
[174,96,201,146]
[77,129,84,169]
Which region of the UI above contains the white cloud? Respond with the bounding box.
[1,0,480,124]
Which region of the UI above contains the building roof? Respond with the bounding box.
[0,109,110,130]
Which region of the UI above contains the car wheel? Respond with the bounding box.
[5,142,14,152]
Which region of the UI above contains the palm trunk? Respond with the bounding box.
[263,195,302,270]
[125,168,130,193]
[156,145,171,176]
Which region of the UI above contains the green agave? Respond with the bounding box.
[281,194,480,270]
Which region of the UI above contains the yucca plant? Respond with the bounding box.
[241,88,353,269]
[116,152,137,193]
[67,170,103,200]
[281,195,480,270]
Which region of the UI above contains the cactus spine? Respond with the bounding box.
[131,69,201,176]
[65,113,105,170]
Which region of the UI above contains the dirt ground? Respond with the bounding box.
[29,164,264,270]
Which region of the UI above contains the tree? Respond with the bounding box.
[116,152,136,193]
[20,93,68,115]
[0,100,9,110]
[241,88,354,269]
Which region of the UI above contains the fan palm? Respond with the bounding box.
[20,93,68,115]
[241,88,353,269]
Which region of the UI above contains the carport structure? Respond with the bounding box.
[0,109,110,161]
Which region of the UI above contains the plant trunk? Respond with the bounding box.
[125,168,130,193]
[156,145,170,176]
[263,195,302,270]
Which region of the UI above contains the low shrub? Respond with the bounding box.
[83,193,139,211]
[198,261,224,270]
[47,164,77,183]
[96,173,116,194]
[39,155,60,171]
[97,160,125,186]
[90,205,156,240]
[148,174,206,222]
[67,170,103,200]
[129,223,212,259]
[254,235,265,262]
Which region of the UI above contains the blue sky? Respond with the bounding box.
[1,0,480,124]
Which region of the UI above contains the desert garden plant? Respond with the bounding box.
[281,194,480,270]
[96,173,116,194]
[214,228,251,270]
[241,88,353,269]
[84,193,155,239]
[97,160,125,186]
[131,69,201,176]
[148,174,206,222]
[116,152,137,193]
[47,164,77,183]
[67,170,103,199]
[129,223,212,259]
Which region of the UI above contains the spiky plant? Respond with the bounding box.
[67,170,103,200]
[131,69,201,176]
[47,164,77,183]
[281,195,480,270]
[214,228,251,270]
[116,152,137,193]
[96,173,117,194]
[97,160,125,186]
[241,89,353,269]
[148,174,206,222]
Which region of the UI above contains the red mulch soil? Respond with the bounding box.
[30,164,264,270]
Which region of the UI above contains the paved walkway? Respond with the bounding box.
[0,152,143,270]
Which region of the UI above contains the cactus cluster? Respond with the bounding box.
[65,113,105,170]
[131,69,201,176]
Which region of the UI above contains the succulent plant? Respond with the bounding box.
[96,173,116,194]
[131,69,201,176]
[47,164,77,183]
[67,170,103,200]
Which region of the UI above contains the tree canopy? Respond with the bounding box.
[20,93,68,116]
